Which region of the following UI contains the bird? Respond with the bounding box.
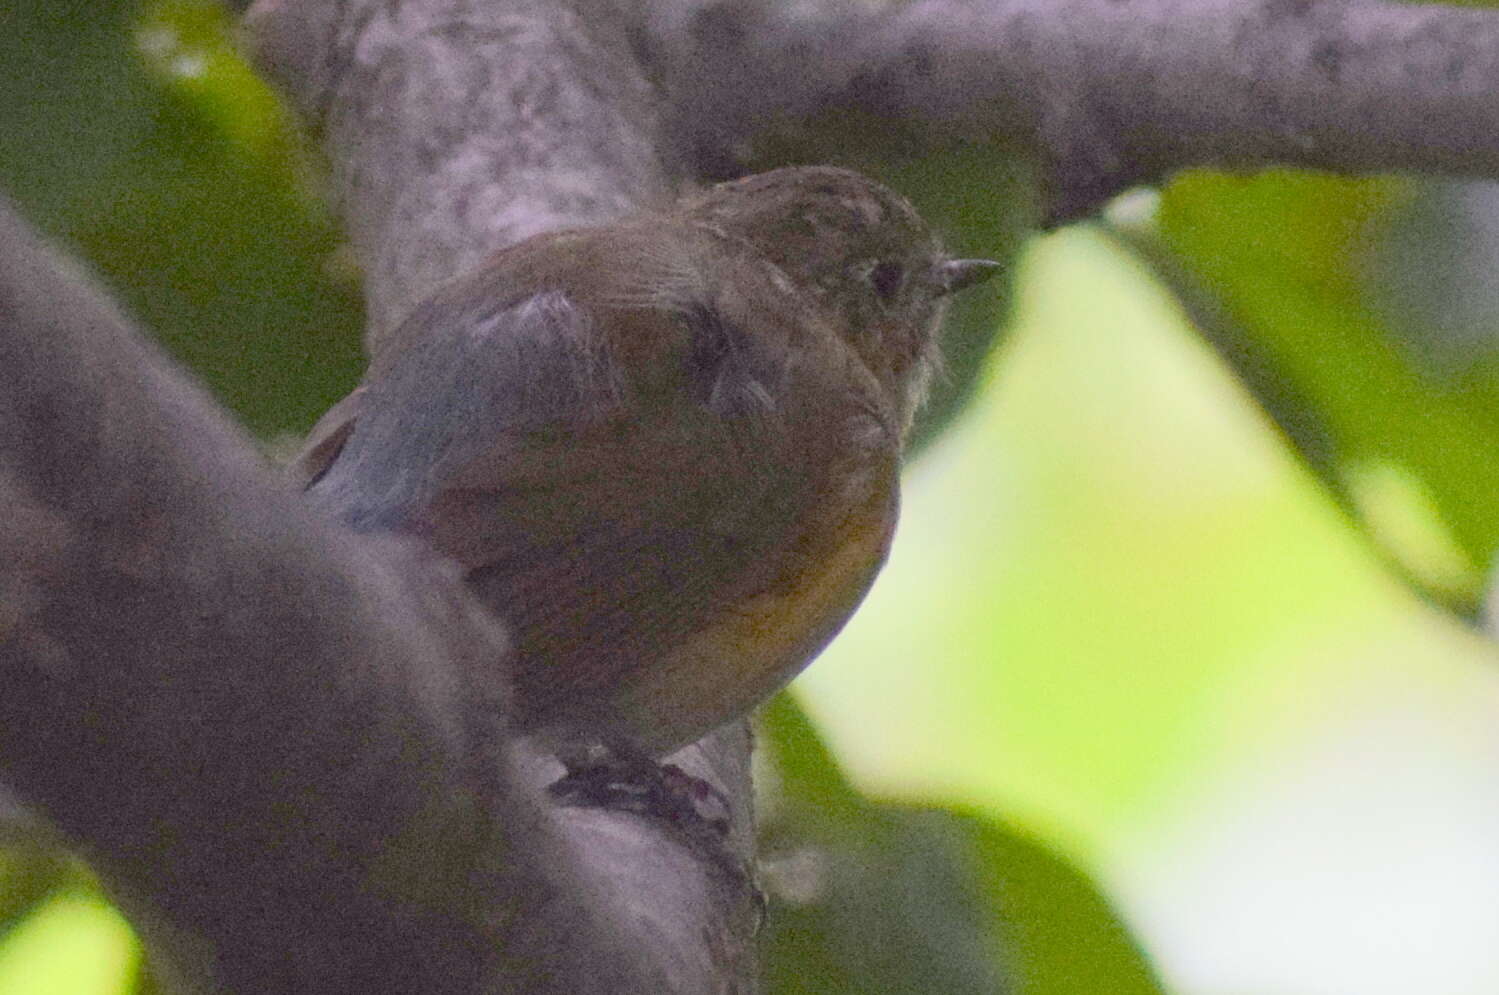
[296,165,998,766]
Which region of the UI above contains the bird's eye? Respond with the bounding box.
[869,261,905,302]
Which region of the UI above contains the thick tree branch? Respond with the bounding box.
[0,195,757,992]
[0,199,681,993]
[247,0,676,351]
[629,0,1499,222]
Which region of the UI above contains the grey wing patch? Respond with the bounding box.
[682,302,782,418]
[306,289,624,532]
[291,385,366,488]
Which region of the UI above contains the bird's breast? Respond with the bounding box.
[529,447,901,757]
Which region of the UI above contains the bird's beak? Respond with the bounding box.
[937,258,1001,294]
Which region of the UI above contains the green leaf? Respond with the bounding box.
[0,888,139,995]
[0,0,364,437]
[0,843,74,942]
[758,698,1166,995]
[1152,170,1499,616]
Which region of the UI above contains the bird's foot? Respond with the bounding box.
[548,752,731,838]
[548,748,764,920]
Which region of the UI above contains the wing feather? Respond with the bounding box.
[305,288,622,531]
[298,258,899,750]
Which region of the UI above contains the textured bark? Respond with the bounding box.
[0,193,759,992]
[248,0,676,352]
[0,198,618,993]
[628,0,1499,222]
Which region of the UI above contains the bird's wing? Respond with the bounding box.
[290,385,366,487]
[302,285,630,532]
[298,265,899,749]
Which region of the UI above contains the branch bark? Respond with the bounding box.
[246,0,677,351]
[0,194,750,993]
[629,0,1499,222]
[0,199,549,992]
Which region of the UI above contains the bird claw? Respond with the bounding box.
[549,755,760,912]
[548,755,732,838]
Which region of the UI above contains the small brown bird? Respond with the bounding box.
[297,166,996,762]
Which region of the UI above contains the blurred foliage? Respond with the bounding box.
[0,0,363,438]
[0,888,139,995]
[759,698,1166,995]
[0,840,74,936]
[0,834,139,995]
[1141,172,1499,617]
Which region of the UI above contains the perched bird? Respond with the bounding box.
[297,166,997,762]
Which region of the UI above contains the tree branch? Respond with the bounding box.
[629,0,1499,222]
[246,0,677,351]
[0,189,753,991]
[0,198,624,992]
